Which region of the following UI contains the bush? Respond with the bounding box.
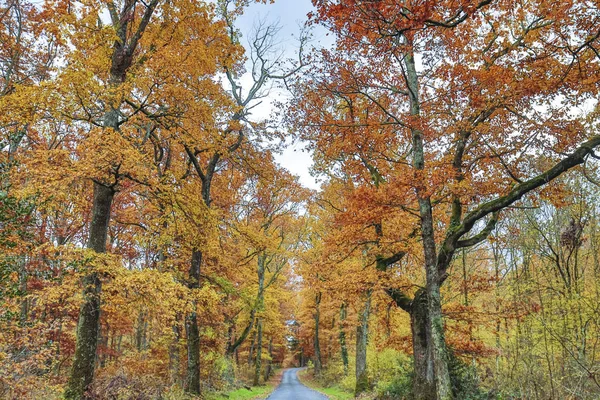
[321,357,348,386]
[447,351,489,400]
[89,373,166,400]
[339,372,356,393]
[369,348,412,400]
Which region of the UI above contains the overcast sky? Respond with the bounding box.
[236,0,324,191]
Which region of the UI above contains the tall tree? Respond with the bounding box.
[18,1,239,397]
[176,0,307,391]
[290,1,600,398]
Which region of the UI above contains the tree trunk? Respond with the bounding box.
[99,324,109,368]
[264,337,273,381]
[405,41,452,400]
[339,303,349,376]
[185,250,202,395]
[253,253,266,386]
[425,266,452,400]
[248,330,256,366]
[355,293,371,396]
[409,287,453,400]
[253,317,264,386]
[314,292,323,375]
[65,183,114,400]
[169,318,181,385]
[411,289,432,399]
[226,304,257,356]
[135,310,147,352]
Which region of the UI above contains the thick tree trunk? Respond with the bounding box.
[355,293,371,396]
[314,292,323,375]
[410,288,452,400]
[424,252,452,400]
[185,315,200,393]
[405,41,453,400]
[339,303,349,376]
[253,317,264,386]
[65,183,114,400]
[411,290,433,399]
[185,250,202,395]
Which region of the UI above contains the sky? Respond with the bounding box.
[235,0,325,191]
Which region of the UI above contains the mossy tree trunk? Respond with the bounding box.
[248,330,256,366]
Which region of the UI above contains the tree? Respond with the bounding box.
[1,0,307,397]
[289,1,600,398]
[12,1,242,397]
[174,0,307,391]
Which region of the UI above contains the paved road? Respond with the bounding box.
[266,368,328,400]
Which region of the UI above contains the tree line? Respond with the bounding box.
[1,1,600,400]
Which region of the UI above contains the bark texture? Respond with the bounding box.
[65,184,114,400]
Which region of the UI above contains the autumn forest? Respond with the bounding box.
[1,0,600,399]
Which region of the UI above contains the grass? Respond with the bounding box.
[297,369,355,400]
[203,368,283,400]
[204,384,276,400]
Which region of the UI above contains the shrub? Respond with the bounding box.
[369,348,412,400]
[447,351,489,400]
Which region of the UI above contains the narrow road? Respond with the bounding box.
[266,368,328,400]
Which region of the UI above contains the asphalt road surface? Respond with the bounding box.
[266,368,328,400]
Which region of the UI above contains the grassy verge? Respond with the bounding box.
[297,369,355,400]
[204,384,275,400]
[203,368,283,400]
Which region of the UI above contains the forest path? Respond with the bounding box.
[266,368,328,400]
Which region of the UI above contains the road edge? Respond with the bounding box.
[264,368,330,400]
[295,368,331,400]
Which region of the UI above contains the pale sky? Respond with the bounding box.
[236,0,325,191]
